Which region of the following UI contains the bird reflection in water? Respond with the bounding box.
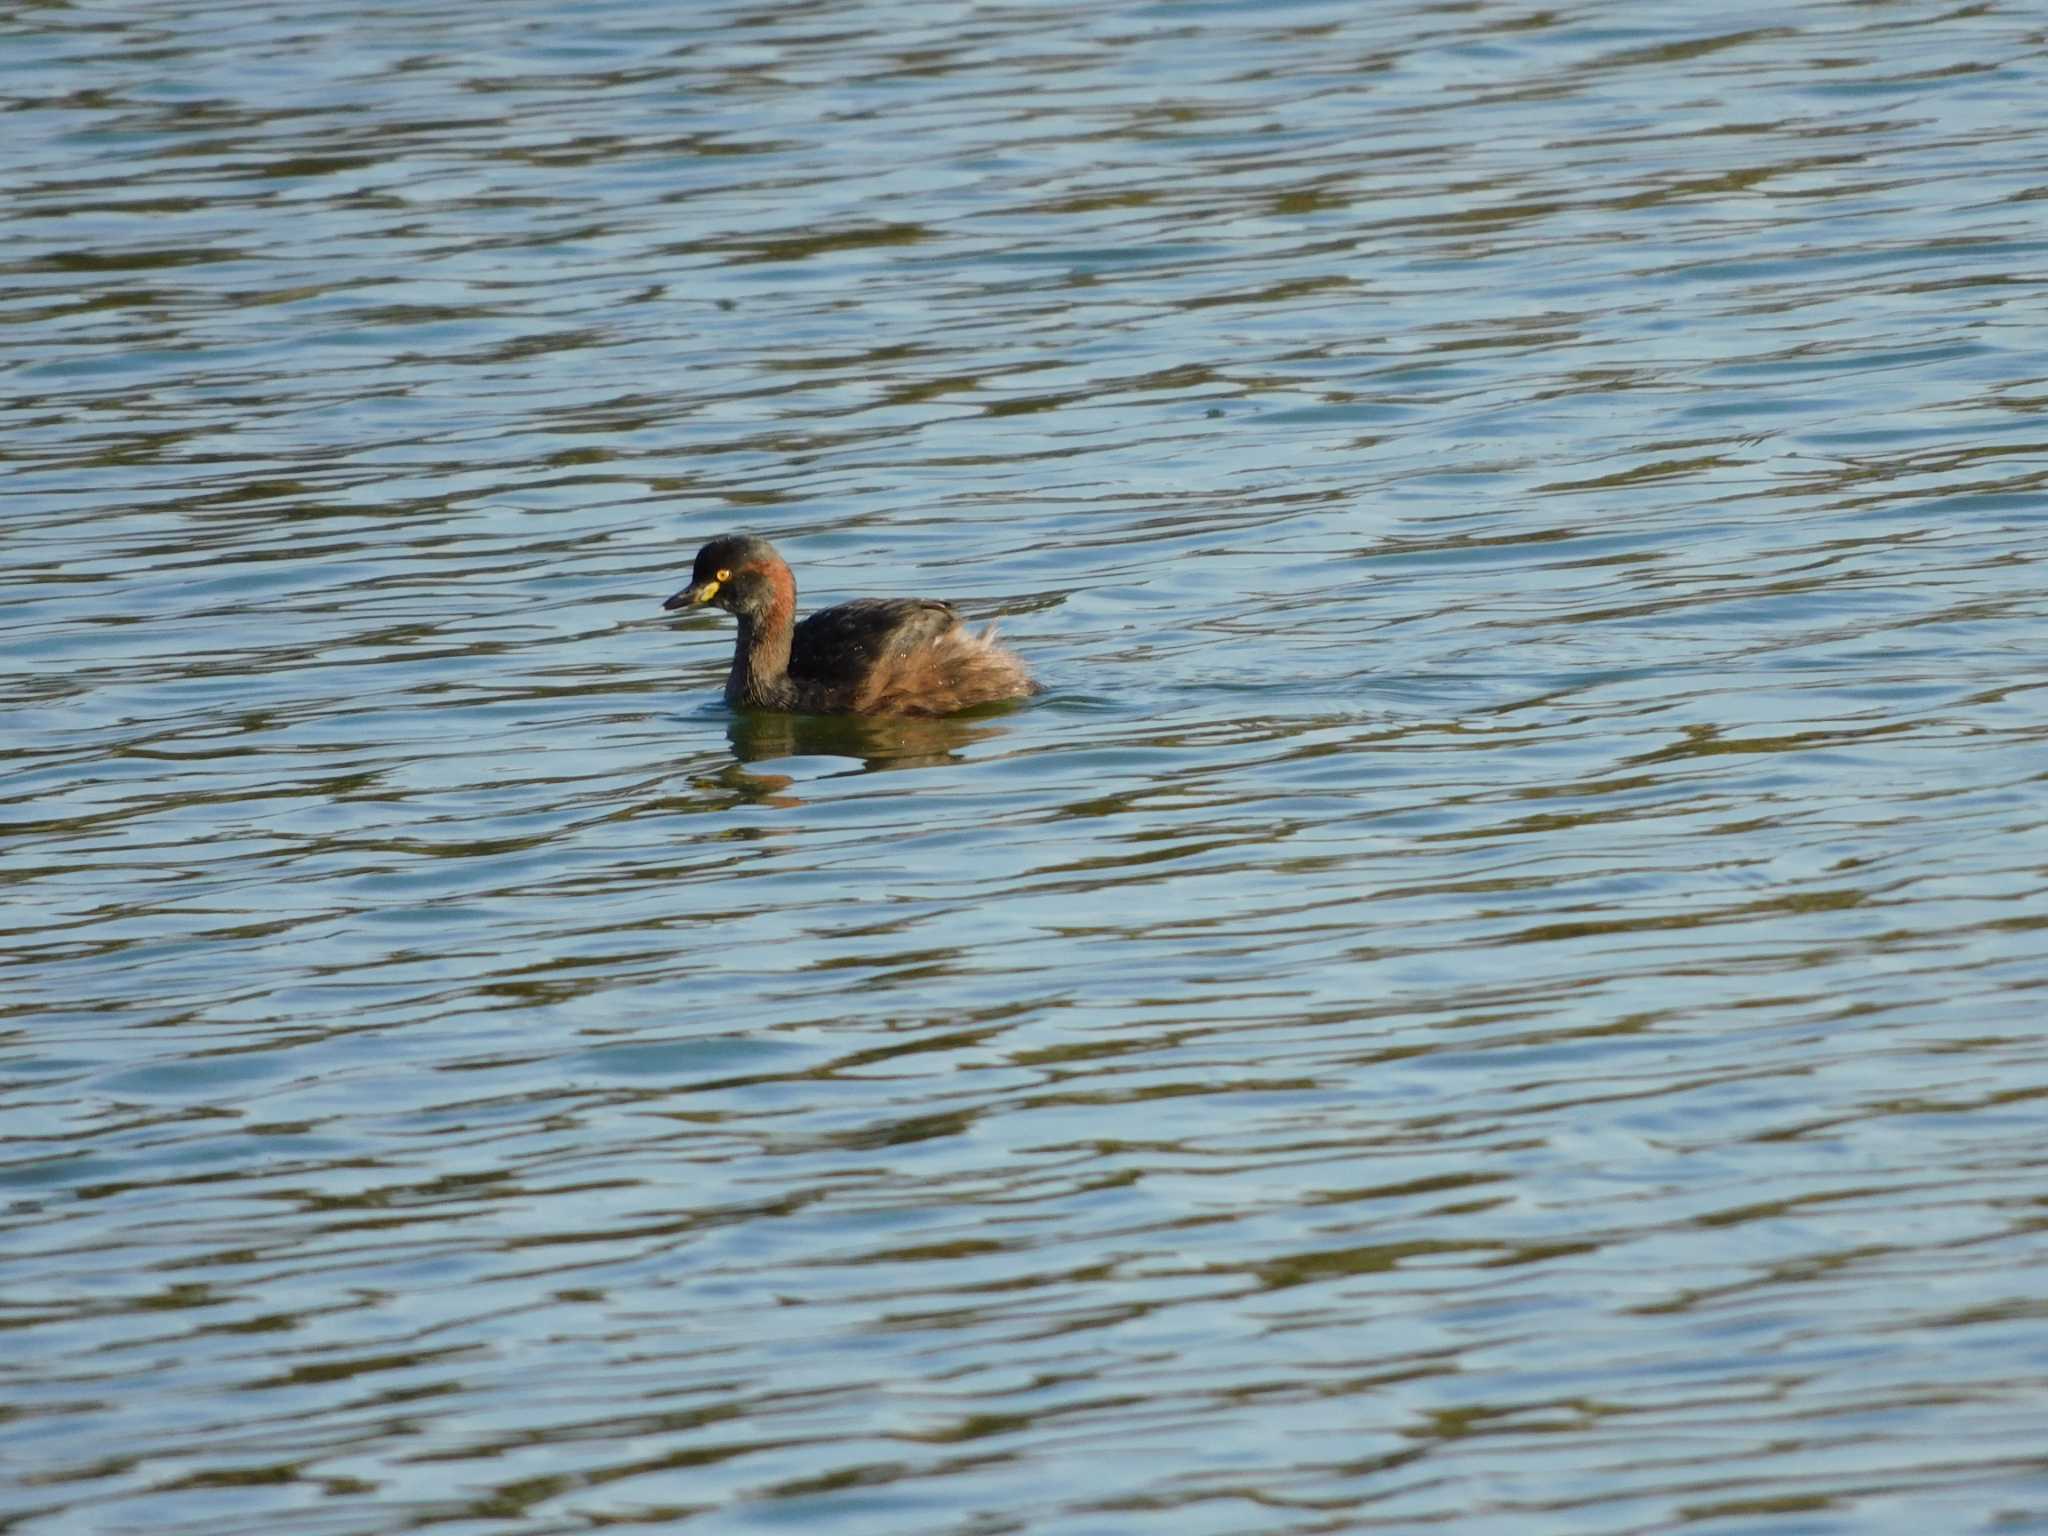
[725,708,1010,772]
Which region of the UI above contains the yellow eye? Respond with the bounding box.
[716,567,731,581]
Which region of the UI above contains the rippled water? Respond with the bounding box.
[7,1,2048,1531]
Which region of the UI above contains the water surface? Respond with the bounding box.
[6,2,2048,1532]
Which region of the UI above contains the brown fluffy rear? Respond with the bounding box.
[851,623,1037,716]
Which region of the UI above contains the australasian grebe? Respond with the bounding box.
[663,534,1037,716]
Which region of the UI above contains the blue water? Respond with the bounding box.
[6,2,2048,1532]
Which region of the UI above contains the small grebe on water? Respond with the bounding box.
[663,534,1037,716]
